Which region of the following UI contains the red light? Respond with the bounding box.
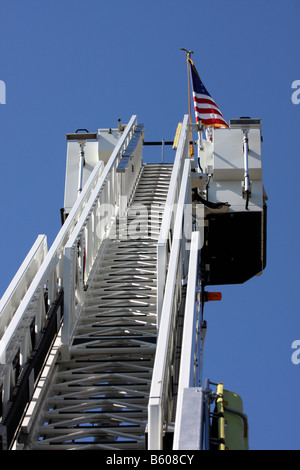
[201,292,222,302]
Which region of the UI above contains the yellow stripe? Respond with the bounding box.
[217,383,226,450]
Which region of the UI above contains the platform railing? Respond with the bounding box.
[148,158,192,450]
[157,114,190,327]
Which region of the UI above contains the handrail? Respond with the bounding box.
[157,114,189,326]
[148,158,192,450]
[172,232,201,449]
[0,114,140,422]
[62,116,143,356]
[0,235,47,339]
[0,290,64,450]
[0,160,104,359]
[0,159,105,413]
[178,231,201,388]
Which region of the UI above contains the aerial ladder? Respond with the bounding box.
[0,114,266,450]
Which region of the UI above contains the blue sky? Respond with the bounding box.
[0,0,299,450]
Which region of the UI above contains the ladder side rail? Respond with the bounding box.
[176,230,200,389]
[62,116,142,353]
[0,290,64,450]
[157,114,190,326]
[148,158,191,450]
[119,129,144,218]
[0,235,48,340]
[0,159,105,413]
[0,115,138,435]
[173,231,202,450]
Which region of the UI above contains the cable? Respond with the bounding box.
[192,190,230,210]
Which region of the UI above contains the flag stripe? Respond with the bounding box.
[193,94,217,105]
[194,97,218,107]
[194,108,228,125]
[193,100,224,115]
[195,108,226,117]
[195,116,228,127]
[194,110,227,121]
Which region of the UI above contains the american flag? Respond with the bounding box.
[189,59,228,128]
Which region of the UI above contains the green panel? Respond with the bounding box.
[223,390,249,450]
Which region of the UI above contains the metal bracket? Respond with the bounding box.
[242,179,252,198]
[191,171,207,189]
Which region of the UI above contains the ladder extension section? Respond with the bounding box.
[0,115,147,449]
[148,158,193,449]
[0,113,208,451]
[21,164,173,450]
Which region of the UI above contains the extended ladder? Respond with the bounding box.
[0,114,261,450]
[20,164,172,450]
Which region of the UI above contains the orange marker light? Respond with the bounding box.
[200,292,222,302]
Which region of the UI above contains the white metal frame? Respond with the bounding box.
[0,235,48,339]
[148,158,192,450]
[0,115,139,413]
[173,230,202,449]
[18,163,172,450]
[156,114,190,326]
[0,160,104,411]
[61,116,143,357]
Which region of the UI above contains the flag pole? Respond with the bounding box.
[181,48,194,157]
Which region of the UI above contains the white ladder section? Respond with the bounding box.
[23,164,173,450]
